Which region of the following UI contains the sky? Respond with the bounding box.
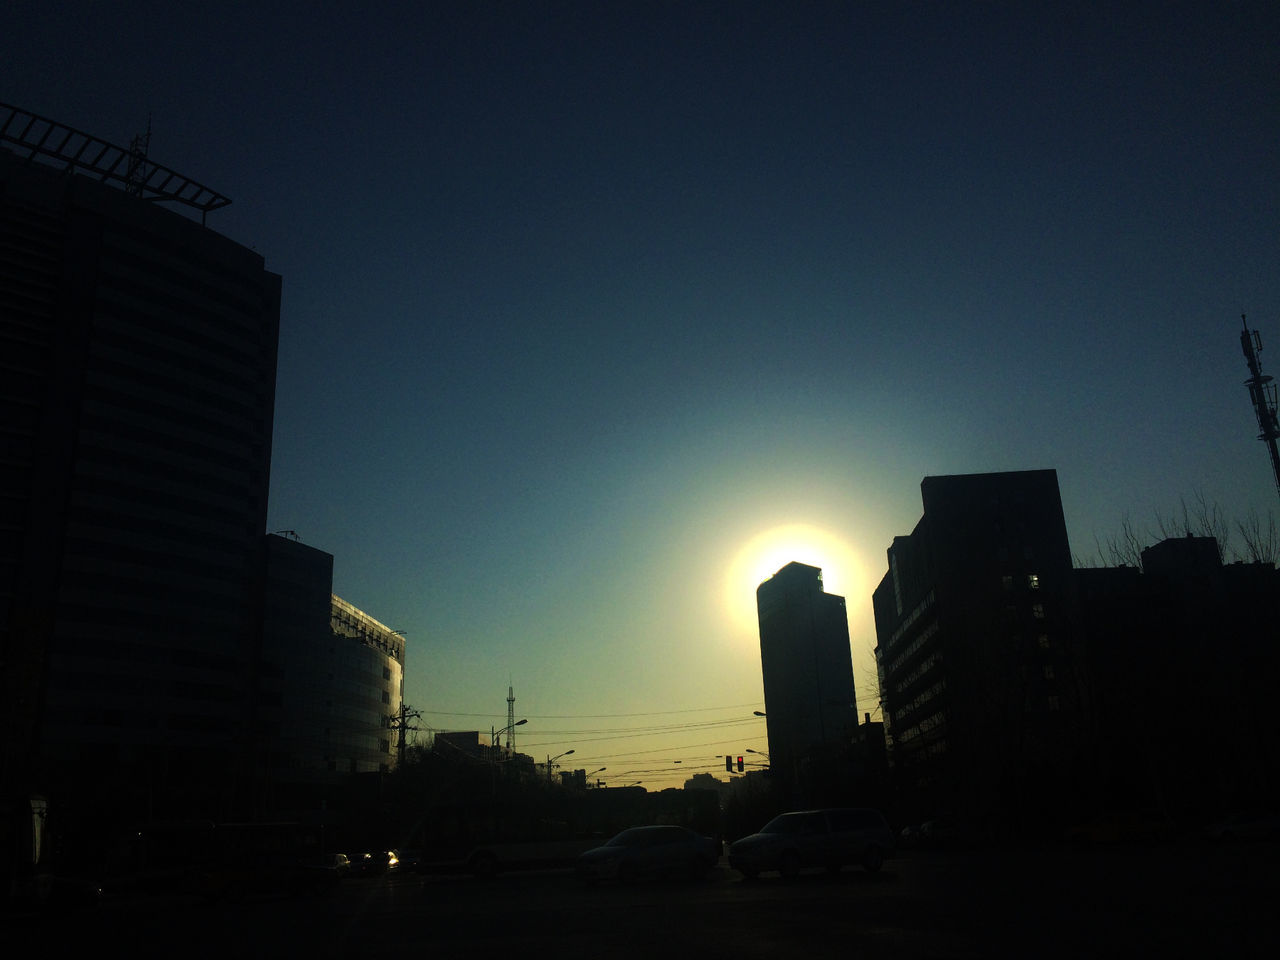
[7,1,1279,790]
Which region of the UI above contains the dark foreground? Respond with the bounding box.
[25,840,1274,958]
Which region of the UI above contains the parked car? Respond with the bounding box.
[577,825,720,883]
[1203,811,1280,843]
[1063,810,1180,847]
[728,808,894,879]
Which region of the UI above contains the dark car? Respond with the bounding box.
[577,825,720,883]
[728,808,894,879]
[1064,810,1179,847]
[349,850,399,876]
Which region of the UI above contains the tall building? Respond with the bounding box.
[755,562,857,804]
[259,534,406,788]
[1,112,279,825]
[872,470,1087,829]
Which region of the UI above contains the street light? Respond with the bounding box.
[547,749,575,784]
[492,717,527,747]
[746,748,770,761]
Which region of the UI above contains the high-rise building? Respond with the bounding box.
[1,120,279,822]
[872,470,1087,828]
[259,534,405,784]
[755,562,857,804]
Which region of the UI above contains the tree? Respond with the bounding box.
[1088,490,1277,568]
[1236,508,1279,565]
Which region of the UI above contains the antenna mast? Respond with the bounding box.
[506,684,517,752]
[124,115,151,197]
[1239,314,1280,505]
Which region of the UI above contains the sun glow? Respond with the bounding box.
[723,523,868,640]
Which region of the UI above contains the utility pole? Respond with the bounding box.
[389,702,421,769]
[1239,315,1280,506]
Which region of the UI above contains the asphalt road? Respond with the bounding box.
[30,840,1275,959]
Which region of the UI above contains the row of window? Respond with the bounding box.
[885,589,936,648]
[884,618,939,680]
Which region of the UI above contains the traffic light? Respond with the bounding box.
[725,755,732,772]
[737,756,744,772]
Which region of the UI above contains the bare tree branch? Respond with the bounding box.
[1236,509,1279,565]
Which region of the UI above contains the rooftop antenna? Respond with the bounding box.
[124,114,151,197]
[0,102,231,225]
[1239,314,1280,505]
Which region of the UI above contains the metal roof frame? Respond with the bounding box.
[0,102,231,223]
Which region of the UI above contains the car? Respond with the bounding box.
[319,852,351,877]
[728,808,894,879]
[392,849,422,872]
[1203,810,1280,843]
[917,817,963,848]
[349,850,399,876]
[576,825,720,883]
[1063,810,1179,847]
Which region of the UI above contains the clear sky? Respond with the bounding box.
[8,1,1278,790]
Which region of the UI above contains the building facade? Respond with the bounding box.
[756,562,858,805]
[259,534,405,787]
[872,471,1088,830]
[1,141,280,825]
[1076,535,1280,816]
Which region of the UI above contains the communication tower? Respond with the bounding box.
[1239,315,1280,505]
[506,684,517,752]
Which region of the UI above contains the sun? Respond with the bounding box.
[723,523,867,639]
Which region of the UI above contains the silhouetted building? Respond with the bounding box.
[872,471,1089,833]
[756,562,858,805]
[1076,535,1280,816]
[0,140,279,829]
[683,772,729,801]
[260,534,405,789]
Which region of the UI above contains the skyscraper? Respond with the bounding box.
[1,116,280,822]
[872,470,1085,827]
[755,562,857,804]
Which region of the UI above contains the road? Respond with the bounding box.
[35,840,1274,958]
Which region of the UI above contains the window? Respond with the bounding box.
[1032,603,1045,619]
[1043,664,1055,680]
[1027,573,1040,590]
[1038,634,1051,650]
[1002,575,1013,591]
[381,690,391,704]
[1048,696,1061,711]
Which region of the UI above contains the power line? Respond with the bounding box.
[414,701,763,720]
[561,735,769,763]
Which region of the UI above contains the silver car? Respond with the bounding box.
[728,808,894,879]
[577,825,720,883]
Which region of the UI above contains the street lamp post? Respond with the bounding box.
[492,717,527,748]
[547,749,575,784]
[488,718,528,797]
